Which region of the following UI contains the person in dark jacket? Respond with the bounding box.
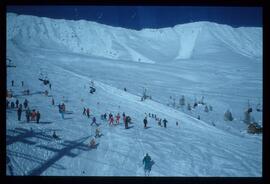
[83,107,86,115]
[163,118,168,128]
[17,106,22,121]
[142,153,152,176]
[21,81,24,87]
[15,99,19,108]
[11,80,14,86]
[11,101,15,109]
[25,108,30,123]
[36,111,40,124]
[52,98,55,105]
[86,108,90,118]
[125,116,131,129]
[143,117,148,128]
[91,116,98,126]
[23,99,28,109]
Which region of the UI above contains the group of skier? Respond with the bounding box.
[83,107,91,118]
[145,112,170,128]
[7,97,41,123]
[8,77,158,175]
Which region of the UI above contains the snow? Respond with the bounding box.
[6,13,262,176]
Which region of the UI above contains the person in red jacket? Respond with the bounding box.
[109,116,114,126]
[31,110,37,121]
[116,113,120,124]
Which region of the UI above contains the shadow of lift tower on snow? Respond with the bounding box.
[28,135,91,176]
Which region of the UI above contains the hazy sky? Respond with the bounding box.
[7,6,262,29]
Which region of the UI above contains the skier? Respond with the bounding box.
[176,121,179,126]
[158,119,162,126]
[17,106,22,121]
[23,99,28,109]
[61,103,66,112]
[15,99,19,108]
[25,107,30,123]
[109,116,114,126]
[58,104,61,113]
[104,113,107,120]
[60,109,64,119]
[44,90,49,96]
[143,117,148,128]
[122,112,126,118]
[116,113,120,124]
[52,98,55,105]
[89,138,96,148]
[52,131,59,139]
[21,81,24,87]
[31,110,37,121]
[49,83,52,90]
[83,107,86,115]
[11,80,14,86]
[163,118,167,128]
[91,116,98,126]
[193,102,198,108]
[36,111,40,124]
[142,153,152,176]
[95,128,101,138]
[124,117,128,129]
[11,101,15,109]
[86,108,90,118]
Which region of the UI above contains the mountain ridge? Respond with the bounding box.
[7,12,262,63]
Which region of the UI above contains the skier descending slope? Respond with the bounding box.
[142,153,152,176]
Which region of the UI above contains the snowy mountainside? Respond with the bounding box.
[6,39,262,176]
[7,13,262,63]
[6,13,262,176]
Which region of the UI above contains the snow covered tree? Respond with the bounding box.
[224,109,233,121]
[179,95,185,106]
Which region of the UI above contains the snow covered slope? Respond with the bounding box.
[7,13,262,63]
[6,13,262,176]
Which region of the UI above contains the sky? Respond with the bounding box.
[6,6,262,30]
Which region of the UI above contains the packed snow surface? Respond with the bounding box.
[6,13,262,176]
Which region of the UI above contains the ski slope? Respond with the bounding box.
[6,13,262,176]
